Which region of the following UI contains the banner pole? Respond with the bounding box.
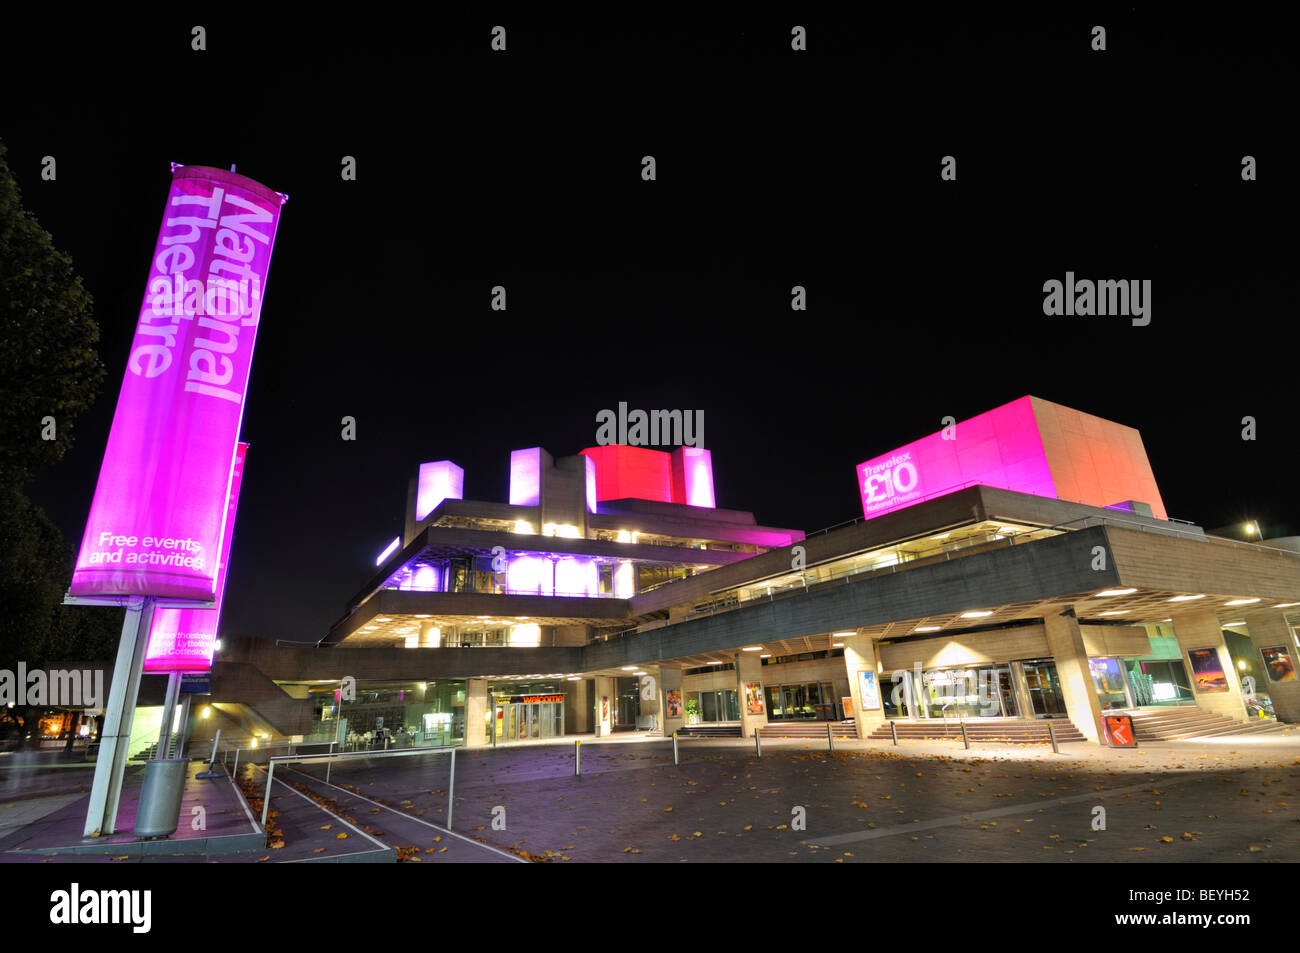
[156,671,182,759]
[83,595,156,836]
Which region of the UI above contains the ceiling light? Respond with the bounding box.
[914,625,941,632]
[742,646,764,651]
[1168,595,1204,602]
[1099,610,1127,616]
[1095,588,1137,597]
[960,610,993,618]
[1224,598,1261,606]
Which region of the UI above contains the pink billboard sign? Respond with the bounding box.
[143,443,247,673]
[856,396,1057,519]
[69,166,285,600]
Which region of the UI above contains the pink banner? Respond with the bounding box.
[70,166,285,600]
[143,443,247,673]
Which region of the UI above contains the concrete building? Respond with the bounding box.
[200,397,1300,750]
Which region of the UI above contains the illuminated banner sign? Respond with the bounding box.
[855,396,1167,521]
[143,443,247,673]
[70,166,286,600]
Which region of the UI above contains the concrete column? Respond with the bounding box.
[1243,615,1300,722]
[593,676,614,736]
[639,668,660,729]
[465,678,488,747]
[1043,609,1106,744]
[734,654,768,738]
[1170,610,1247,720]
[565,678,591,734]
[842,632,885,740]
[659,666,685,737]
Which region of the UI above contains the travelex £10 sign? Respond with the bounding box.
[854,398,1059,520]
[70,166,286,601]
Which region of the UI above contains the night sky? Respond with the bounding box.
[3,11,1295,644]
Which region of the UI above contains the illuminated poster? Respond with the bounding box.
[1260,646,1297,683]
[1187,648,1229,692]
[666,689,682,718]
[142,443,247,673]
[70,165,286,600]
[744,681,764,715]
[600,696,609,722]
[858,670,881,711]
[854,396,1167,521]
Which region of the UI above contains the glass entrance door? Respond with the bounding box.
[995,666,1018,717]
[1020,659,1066,717]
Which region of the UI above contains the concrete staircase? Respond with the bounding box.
[757,721,857,739]
[866,717,1087,744]
[677,723,742,738]
[1121,706,1294,741]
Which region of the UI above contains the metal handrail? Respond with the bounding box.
[259,744,457,829]
[229,739,335,778]
[798,480,1202,539]
[589,511,1299,646]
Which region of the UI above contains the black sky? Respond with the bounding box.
[3,10,1296,643]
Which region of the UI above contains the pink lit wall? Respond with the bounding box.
[855,396,1166,520]
[70,165,286,599]
[416,460,464,521]
[670,447,716,508]
[142,442,247,673]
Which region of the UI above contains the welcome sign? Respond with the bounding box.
[69,166,285,600]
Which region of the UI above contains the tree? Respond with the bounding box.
[0,140,105,490]
[0,141,116,747]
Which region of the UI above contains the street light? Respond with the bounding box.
[1245,519,1263,540]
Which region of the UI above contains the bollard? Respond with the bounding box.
[197,729,223,779]
[827,722,834,753]
[672,732,679,766]
[447,749,455,828]
[960,721,970,750]
[575,740,581,776]
[890,721,898,746]
[1047,721,1059,754]
[754,728,761,758]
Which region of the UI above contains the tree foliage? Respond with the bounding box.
[0,140,105,489]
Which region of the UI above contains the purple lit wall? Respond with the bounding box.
[142,442,247,673]
[416,460,464,521]
[70,166,286,599]
[505,553,600,598]
[509,448,542,506]
[671,447,716,508]
[856,397,1056,520]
